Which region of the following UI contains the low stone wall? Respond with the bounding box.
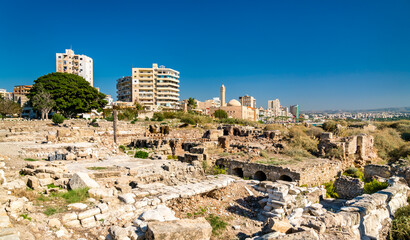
[216,158,342,186]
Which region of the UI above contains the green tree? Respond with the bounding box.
[0,97,22,119]
[187,97,197,109]
[29,73,107,118]
[214,109,228,119]
[31,84,55,119]
[134,102,144,111]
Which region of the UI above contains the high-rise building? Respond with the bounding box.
[56,49,93,86]
[116,76,133,102]
[220,84,226,107]
[268,99,281,116]
[132,64,180,110]
[239,95,256,108]
[290,104,300,119]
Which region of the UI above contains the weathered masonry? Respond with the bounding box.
[216,158,342,186]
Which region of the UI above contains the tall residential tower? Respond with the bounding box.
[116,64,180,110]
[56,49,93,86]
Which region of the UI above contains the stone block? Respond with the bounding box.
[68,172,100,189]
[80,216,97,228]
[78,208,101,220]
[145,217,212,240]
[38,178,53,187]
[62,213,78,223]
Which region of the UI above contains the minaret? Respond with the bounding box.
[220,84,226,107]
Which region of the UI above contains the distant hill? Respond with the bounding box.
[303,107,410,114]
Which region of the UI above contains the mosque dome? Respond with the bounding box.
[227,99,241,107]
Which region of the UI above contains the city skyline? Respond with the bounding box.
[1,0,410,110]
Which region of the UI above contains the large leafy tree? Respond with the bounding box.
[0,97,22,119]
[31,84,55,119]
[29,73,107,117]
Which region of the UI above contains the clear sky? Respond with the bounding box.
[1,0,409,111]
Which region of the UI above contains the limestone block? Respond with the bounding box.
[48,218,61,228]
[65,220,81,228]
[97,203,109,213]
[68,172,100,189]
[38,178,53,187]
[145,217,212,240]
[78,208,101,220]
[80,216,97,228]
[27,176,39,189]
[68,203,88,211]
[119,193,136,204]
[62,213,78,223]
[262,217,293,234]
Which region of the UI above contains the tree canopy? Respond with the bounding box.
[31,84,55,119]
[29,73,107,117]
[0,97,22,119]
[187,97,197,109]
[214,109,228,119]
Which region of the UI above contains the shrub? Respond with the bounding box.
[325,146,344,159]
[324,182,339,198]
[119,145,126,152]
[282,146,312,159]
[306,127,324,138]
[181,117,196,125]
[153,112,164,121]
[364,179,388,194]
[134,150,149,159]
[374,128,405,161]
[343,167,365,181]
[212,165,227,175]
[52,113,65,124]
[130,119,137,124]
[388,200,410,240]
[322,120,337,133]
[214,109,228,119]
[206,214,228,236]
[105,116,114,121]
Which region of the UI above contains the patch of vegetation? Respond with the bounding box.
[43,207,65,216]
[206,214,228,236]
[134,150,149,159]
[193,207,207,216]
[282,147,312,160]
[60,187,89,203]
[202,160,209,172]
[257,157,301,166]
[388,198,410,240]
[47,183,62,189]
[343,167,365,181]
[119,145,126,152]
[325,146,344,159]
[324,181,339,198]
[20,213,32,221]
[364,179,388,194]
[52,113,65,124]
[212,165,227,175]
[24,158,39,162]
[213,109,228,119]
[167,155,178,160]
[260,150,269,158]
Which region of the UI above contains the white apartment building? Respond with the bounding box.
[268,99,281,116]
[239,95,256,108]
[116,64,180,110]
[56,49,94,86]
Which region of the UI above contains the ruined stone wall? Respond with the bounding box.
[216,158,342,186]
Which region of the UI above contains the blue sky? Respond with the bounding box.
[1,0,409,111]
